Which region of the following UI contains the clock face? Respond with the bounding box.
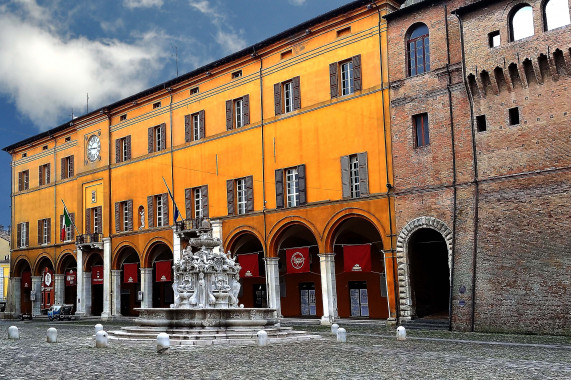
[87,135,101,162]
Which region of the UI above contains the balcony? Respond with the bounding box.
[75,233,103,250]
[175,218,211,239]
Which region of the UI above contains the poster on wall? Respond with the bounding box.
[286,247,310,274]
[238,254,259,278]
[155,260,172,282]
[92,265,104,285]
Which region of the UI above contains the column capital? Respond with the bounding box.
[111,269,122,275]
[140,268,153,273]
[54,273,64,279]
[263,257,279,263]
[102,237,111,244]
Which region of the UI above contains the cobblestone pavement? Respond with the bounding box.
[0,320,569,379]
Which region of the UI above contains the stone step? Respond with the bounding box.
[109,329,309,340]
[401,318,449,330]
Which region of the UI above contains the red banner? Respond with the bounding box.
[238,254,259,278]
[43,268,54,288]
[343,244,372,272]
[21,271,32,289]
[123,263,138,284]
[286,247,310,274]
[155,260,172,282]
[65,270,76,286]
[92,265,104,285]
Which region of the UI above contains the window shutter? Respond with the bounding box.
[352,54,362,92]
[148,127,154,153]
[297,164,306,205]
[275,169,284,209]
[46,163,50,184]
[201,185,209,218]
[38,219,42,245]
[357,152,369,196]
[160,123,166,150]
[69,156,74,177]
[39,166,43,186]
[126,135,131,160]
[17,223,21,248]
[85,208,91,235]
[47,218,51,243]
[245,175,254,212]
[96,206,102,233]
[293,76,301,110]
[242,95,250,125]
[18,172,23,191]
[185,188,192,219]
[341,155,351,198]
[127,200,133,231]
[226,180,235,215]
[274,83,282,116]
[116,139,121,163]
[61,158,66,179]
[115,202,121,233]
[184,114,191,143]
[329,62,338,98]
[162,193,169,226]
[226,100,233,130]
[147,196,154,228]
[24,171,29,189]
[25,222,29,247]
[70,213,75,240]
[199,110,205,140]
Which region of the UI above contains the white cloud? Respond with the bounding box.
[123,0,164,9]
[289,0,307,5]
[215,30,247,55]
[0,1,168,130]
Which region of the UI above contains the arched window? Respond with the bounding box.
[407,24,430,76]
[510,5,534,41]
[544,0,571,31]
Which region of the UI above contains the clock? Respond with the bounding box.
[87,135,101,162]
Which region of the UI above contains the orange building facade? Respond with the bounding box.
[3,0,399,323]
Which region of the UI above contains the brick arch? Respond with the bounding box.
[267,217,323,257]
[33,254,55,276]
[12,255,32,277]
[224,225,265,255]
[396,216,453,320]
[141,238,172,268]
[112,242,141,270]
[56,250,76,274]
[322,208,388,253]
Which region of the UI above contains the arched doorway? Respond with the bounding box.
[229,232,265,308]
[408,228,450,318]
[85,252,104,316]
[331,217,388,319]
[35,257,55,315]
[275,224,322,318]
[13,259,32,316]
[146,243,173,309]
[116,247,141,316]
[58,253,77,310]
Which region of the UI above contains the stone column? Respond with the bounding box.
[55,274,65,305]
[172,226,182,264]
[140,268,153,309]
[83,272,92,316]
[10,277,21,317]
[76,247,84,315]
[101,238,112,320]
[31,276,42,316]
[111,270,121,316]
[264,257,281,318]
[211,219,223,254]
[319,253,338,325]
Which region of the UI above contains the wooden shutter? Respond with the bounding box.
[25,222,29,247]
[69,156,74,177]
[199,110,205,140]
[126,135,131,160]
[357,152,369,196]
[17,223,21,248]
[201,185,209,218]
[341,155,351,198]
[226,100,233,130]
[162,193,169,226]
[38,219,42,245]
[127,200,133,231]
[352,55,362,92]
[115,202,121,233]
[293,76,301,110]
[297,164,306,205]
[185,188,192,219]
[46,163,50,184]
[18,172,23,191]
[274,83,282,116]
[116,139,121,163]
[61,158,66,179]
[25,171,29,189]
[245,176,254,212]
[70,213,75,240]
[160,123,166,150]
[85,208,91,234]
[226,180,235,215]
[47,218,51,244]
[147,196,154,228]
[275,169,284,209]
[96,206,102,233]
[184,114,191,143]
[242,95,250,125]
[39,166,43,186]
[148,127,154,153]
[329,62,338,98]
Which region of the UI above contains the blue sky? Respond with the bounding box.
[0,0,352,229]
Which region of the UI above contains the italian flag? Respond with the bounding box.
[61,204,72,241]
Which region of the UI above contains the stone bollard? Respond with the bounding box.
[257,330,268,347]
[94,324,103,335]
[336,327,346,343]
[8,326,19,340]
[331,323,339,335]
[47,327,57,343]
[95,330,108,348]
[396,326,406,341]
[157,333,170,353]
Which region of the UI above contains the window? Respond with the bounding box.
[185,186,209,219]
[18,170,29,191]
[39,163,50,186]
[341,152,369,198]
[190,87,199,95]
[280,49,292,60]
[336,26,351,38]
[120,114,127,121]
[544,0,570,31]
[275,165,306,209]
[488,31,500,47]
[153,101,161,109]
[226,95,250,130]
[414,113,429,147]
[510,5,534,41]
[21,152,27,158]
[147,193,168,228]
[42,145,48,151]
[232,70,242,79]
[61,155,74,179]
[115,200,133,233]
[226,176,254,215]
[116,136,131,163]
[17,222,29,248]
[38,218,51,245]
[85,206,102,234]
[64,137,71,143]
[329,55,361,98]
[148,124,166,153]
[60,213,74,242]
[274,77,301,115]
[476,115,487,132]
[509,107,520,125]
[407,24,430,76]
[184,111,205,142]
[193,188,203,218]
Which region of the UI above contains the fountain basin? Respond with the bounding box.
[135,307,278,328]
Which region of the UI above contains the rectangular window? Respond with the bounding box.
[476,115,487,132]
[349,155,360,198]
[155,127,162,151]
[116,136,131,163]
[20,222,27,248]
[122,202,129,231]
[280,49,292,60]
[21,153,27,158]
[121,138,128,161]
[64,137,71,142]
[283,81,294,113]
[156,195,164,227]
[148,124,166,153]
[43,219,49,244]
[341,152,368,198]
[232,70,242,79]
[93,208,100,234]
[340,60,354,96]
[285,168,300,208]
[235,98,243,128]
[337,26,351,38]
[147,194,168,228]
[509,107,520,125]
[190,87,199,95]
[61,156,74,179]
[192,113,201,141]
[153,101,161,109]
[330,55,361,98]
[275,165,306,209]
[120,114,127,121]
[42,145,48,151]
[18,170,30,191]
[488,31,500,48]
[226,96,249,130]
[193,187,203,218]
[274,77,301,116]
[414,113,429,147]
[236,178,247,215]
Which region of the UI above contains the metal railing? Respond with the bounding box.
[75,233,103,245]
[175,218,207,233]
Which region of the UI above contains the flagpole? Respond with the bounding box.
[61,199,80,235]
[162,177,182,222]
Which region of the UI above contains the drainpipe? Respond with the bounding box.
[168,88,175,221]
[52,133,57,276]
[257,51,268,258]
[106,111,113,317]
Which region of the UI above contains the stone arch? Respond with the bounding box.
[141,238,172,268]
[33,254,55,276]
[112,242,141,270]
[267,216,323,256]
[56,250,76,274]
[12,255,32,277]
[322,208,388,253]
[224,225,265,255]
[396,216,453,319]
